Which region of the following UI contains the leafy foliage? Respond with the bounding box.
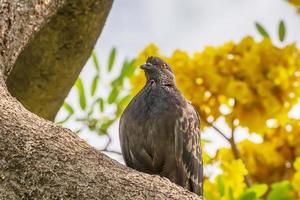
[255,20,287,43]
[266,181,293,200]
[255,22,269,38]
[75,78,86,110]
[56,50,135,150]
[108,48,117,72]
[278,20,286,42]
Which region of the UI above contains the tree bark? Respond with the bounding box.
[6,0,112,121]
[0,0,202,199]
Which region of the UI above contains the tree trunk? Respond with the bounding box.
[6,0,112,121]
[0,0,202,199]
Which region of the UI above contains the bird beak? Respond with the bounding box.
[140,63,153,70]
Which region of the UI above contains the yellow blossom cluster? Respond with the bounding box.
[217,119,300,185]
[204,159,248,200]
[131,37,300,133]
[218,140,286,184]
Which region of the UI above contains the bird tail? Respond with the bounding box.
[189,179,202,196]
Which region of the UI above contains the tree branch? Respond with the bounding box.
[6,0,113,121]
[0,0,66,79]
[198,110,252,187]
[229,126,252,187]
[0,1,202,199]
[198,111,230,142]
[0,76,202,199]
[101,149,122,155]
[101,133,122,155]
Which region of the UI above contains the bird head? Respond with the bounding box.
[141,56,176,86]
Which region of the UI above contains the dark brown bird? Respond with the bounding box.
[119,56,203,196]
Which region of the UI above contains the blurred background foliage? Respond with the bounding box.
[57,49,135,154]
[56,0,300,199]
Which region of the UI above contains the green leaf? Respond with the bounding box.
[56,114,71,124]
[98,98,105,112]
[216,176,225,196]
[238,192,256,200]
[87,98,100,117]
[108,88,119,104]
[91,75,99,96]
[111,59,136,89]
[92,52,100,72]
[75,117,87,122]
[228,187,235,200]
[88,119,97,131]
[116,95,132,116]
[118,95,132,107]
[111,76,123,88]
[121,59,136,78]
[237,184,268,200]
[255,22,270,38]
[278,20,286,42]
[99,119,115,135]
[63,102,74,115]
[266,181,293,200]
[201,138,212,144]
[245,184,268,198]
[74,129,82,134]
[75,78,87,110]
[87,108,94,117]
[108,48,116,72]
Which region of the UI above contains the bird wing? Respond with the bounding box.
[175,103,203,195]
[119,114,154,172]
[119,117,133,167]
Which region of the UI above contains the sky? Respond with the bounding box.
[98,0,300,56]
[56,0,300,162]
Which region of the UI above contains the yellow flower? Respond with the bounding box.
[292,157,300,195]
[204,179,220,200]
[267,66,289,89]
[131,37,300,133]
[294,157,300,171]
[226,81,253,104]
[204,159,248,200]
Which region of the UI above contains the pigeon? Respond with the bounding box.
[119,56,203,196]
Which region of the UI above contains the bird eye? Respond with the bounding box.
[160,64,168,70]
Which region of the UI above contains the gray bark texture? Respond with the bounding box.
[6,0,112,120]
[0,0,202,199]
